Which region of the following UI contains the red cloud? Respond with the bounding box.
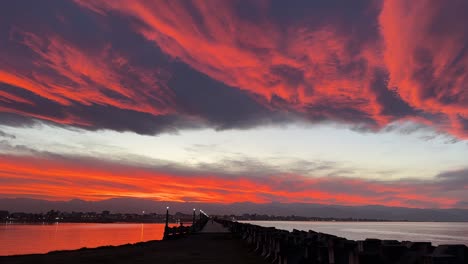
[87,1,384,122]
[0,154,460,208]
[0,29,176,126]
[0,1,467,137]
[379,0,468,137]
[72,0,468,138]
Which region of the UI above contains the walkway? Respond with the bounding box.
[199,220,229,233]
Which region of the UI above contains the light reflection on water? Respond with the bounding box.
[0,222,172,256]
[242,221,468,246]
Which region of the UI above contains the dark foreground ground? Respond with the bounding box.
[0,232,268,264]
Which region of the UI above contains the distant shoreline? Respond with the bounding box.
[3,198,468,222]
[7,219,468,224]
[2,210,408,224]
[2,221,186,224]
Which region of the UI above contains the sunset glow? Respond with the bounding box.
[1,0,467,210]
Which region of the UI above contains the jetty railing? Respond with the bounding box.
[163,208,208,240]
[217,219,468,264]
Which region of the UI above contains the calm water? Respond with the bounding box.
[0,223,173,256]
[243,221,468,246]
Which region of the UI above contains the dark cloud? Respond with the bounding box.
[435,169,468,191]
[0,0,466,138]
[370,70,416,118]
[455,201,468,208]
[167,62,300,131]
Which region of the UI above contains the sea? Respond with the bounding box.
[242,221,468,246]
[1,221,468,256]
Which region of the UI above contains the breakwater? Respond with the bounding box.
[218,219,468,264]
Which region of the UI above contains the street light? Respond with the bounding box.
[165,206,169,228]
[192,208,196,226]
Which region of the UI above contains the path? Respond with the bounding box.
[199,220,229,233]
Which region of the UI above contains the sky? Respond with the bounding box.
[0,0,467,209]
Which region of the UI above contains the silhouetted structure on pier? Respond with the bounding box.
[163,207,209,240]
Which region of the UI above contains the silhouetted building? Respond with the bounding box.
[0,210,8,220]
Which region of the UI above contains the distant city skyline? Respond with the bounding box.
[2,197,468,222]
[1,1,467,209]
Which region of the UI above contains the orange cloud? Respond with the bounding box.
[0,154,459,208]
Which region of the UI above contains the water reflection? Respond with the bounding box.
[0,223,171,256]
[140,223,144,241]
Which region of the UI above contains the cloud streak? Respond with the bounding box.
[0,0,466,138]
[0,153,465,208]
